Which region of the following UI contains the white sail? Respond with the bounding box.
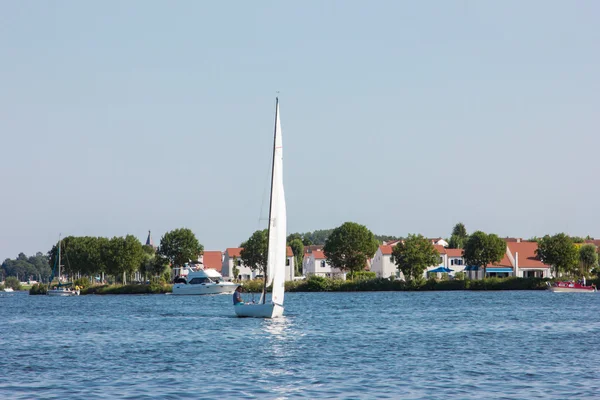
[266,99,286,305]
[234,98,286,318]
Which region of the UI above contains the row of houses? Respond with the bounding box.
[371,238,556,280]
[173,235,598,282]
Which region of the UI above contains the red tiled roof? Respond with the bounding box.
[507,242,549,268]
[312,250,326,260]
[287,246,293,257]
[226,248,242,258]
[202,251,223,272]
[384,240,402,247]
[487,253,512,269]
[304,245,324,253]
[380,245,393,255]
[433,245,446,254]
[445,249,463,257]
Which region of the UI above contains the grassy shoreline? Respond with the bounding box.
[27,276,598,295]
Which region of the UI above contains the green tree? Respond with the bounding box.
[373,234,401,243]
[158,228,203,269]
[570,236,585,244]
[148,254,170,282]
[288,238,304,276]
[240,230,268,275]
[240,229,269,295]
[463,231,506,277]
[323,222,378,277]
[578,244,598,277]
[140,244,156,281]
[448,222,468,249]
[536,233,579,278]
[452,222,467,238]
[232,256,240,281]
[303,229,334,245]
[286,233,303,243]
[104,235,145,284]
[4,276,21,290]
[391,234,440,281]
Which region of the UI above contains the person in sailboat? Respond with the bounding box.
[233,285,244,306]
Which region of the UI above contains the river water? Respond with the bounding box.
[1,290,599,399]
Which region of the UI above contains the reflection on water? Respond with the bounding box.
[1,291,600,399]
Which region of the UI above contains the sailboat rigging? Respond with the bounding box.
[235,98,286,318]
[47,236,80,296]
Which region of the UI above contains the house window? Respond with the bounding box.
[236,260,241,266]
[439,257,443,264]
[286,258,290,266]
[321,260,326,268]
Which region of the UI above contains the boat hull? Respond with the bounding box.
[234,303,284,318]
[172,282,237,295]
[47,289,80,296]
[547,286,596,293]
[547,282,597,293]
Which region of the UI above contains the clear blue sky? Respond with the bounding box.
[1,1,599,260]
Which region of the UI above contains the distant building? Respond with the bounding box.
[145,230,157,249]
[465,240,551,279]
[221,246,295,281]
[370,245,402,279]
[303,250,346,280]
[199,251,224,273]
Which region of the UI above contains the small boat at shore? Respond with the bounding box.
[3,287,14,292]
[547,281,597,293]
[47,236,80,297]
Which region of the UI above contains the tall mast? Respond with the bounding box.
[58,235,61,285]
[262,97,279,304]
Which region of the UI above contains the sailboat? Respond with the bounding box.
[47,236,80,296]
[234,98,286,318]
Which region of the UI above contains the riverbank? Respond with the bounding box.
[27,276,598,295]
[240,276,556,292]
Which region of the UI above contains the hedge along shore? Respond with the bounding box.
[242,276,565,293]
[29,276,599,295]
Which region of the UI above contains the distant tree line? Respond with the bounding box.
[1,228,203,285]
[1,252,51,282]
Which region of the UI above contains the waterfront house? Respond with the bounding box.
[465,240,551,279]
[285,247,295,282]
[303,250,346,280]
[446,248,465,273]
[222,246,295,281]
[508,241,551,278]
[371,245,407,280]
[222,248,255,280]
[199,251,224,273]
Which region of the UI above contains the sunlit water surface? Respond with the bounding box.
[1,290,599,399]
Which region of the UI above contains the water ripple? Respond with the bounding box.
[1,291,600,398]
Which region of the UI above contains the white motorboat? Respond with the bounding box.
[47,286,80,296]
[172,267,237,295]
[234,97,287,318]
[3,287,14,293]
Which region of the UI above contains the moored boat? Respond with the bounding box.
[172,267,237,295]
[46,236,80,297]
[547,281,597,293]
[47,286,80,296]
[3,287,14,293]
